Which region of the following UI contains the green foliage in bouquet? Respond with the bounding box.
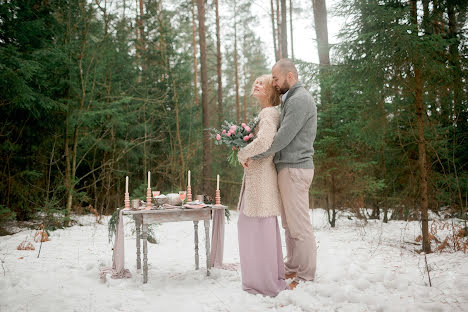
[209,118,259,166]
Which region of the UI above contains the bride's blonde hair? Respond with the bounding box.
[250,74,280,107]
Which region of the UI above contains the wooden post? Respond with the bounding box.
[142,223,148,283]
[193,221,199,270]
[136,216,142,270]
[204,219,210,276]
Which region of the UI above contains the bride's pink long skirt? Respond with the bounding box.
[237,193,288,297]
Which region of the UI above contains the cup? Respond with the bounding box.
[152,191,160,198]
[179,191,187,202]
[195,195,204,202]
[131,199,140,210]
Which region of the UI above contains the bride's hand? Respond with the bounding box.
[242,158,251,169]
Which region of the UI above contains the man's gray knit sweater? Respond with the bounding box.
[252,81,317,171]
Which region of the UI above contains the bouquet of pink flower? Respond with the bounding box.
[210,119,259,166]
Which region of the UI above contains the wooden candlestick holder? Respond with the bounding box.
[124,192,130,210]
[146,187,152,210]
[187,186,192,202]
[215,189,221,205]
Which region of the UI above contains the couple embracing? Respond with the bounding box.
[236,59,317,296]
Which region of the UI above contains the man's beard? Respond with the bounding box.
[277,82,290,94]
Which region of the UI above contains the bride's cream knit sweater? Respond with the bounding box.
[237,107,282,217]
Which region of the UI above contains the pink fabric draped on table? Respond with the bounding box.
[209,206,225,268]
[99,209,132,281]
[99,206,225,281]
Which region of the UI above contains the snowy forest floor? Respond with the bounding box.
[0,209,467,312]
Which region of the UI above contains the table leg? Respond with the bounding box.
[142,223,148,284]
[193,221,199,270]
[136,216,141,270]
[204,219,211,276]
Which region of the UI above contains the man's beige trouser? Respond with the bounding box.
[278,168,317,281]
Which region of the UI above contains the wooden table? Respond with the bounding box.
[122,206,226,284]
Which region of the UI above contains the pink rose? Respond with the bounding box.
[222,129,226,134]
[232,146,236,150]
[230,125,237,132]
[241,123,247,128]
[244,126,251,132]
[226,131,231,137]
[216,134,221,141]
[248,133,254,138]
[243,136,250,142]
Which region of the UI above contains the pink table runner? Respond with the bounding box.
[99,209,132,281]
[209,205,225,268]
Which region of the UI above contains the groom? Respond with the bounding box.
[243,58,317,290]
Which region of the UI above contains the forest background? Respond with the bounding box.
[1,0,466,253]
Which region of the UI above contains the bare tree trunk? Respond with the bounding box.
[138,0,145,58]
[136,0,148,176]
[191,0,199,107]
[65,6,92,225]
[313,0,334,228]
[447,1,465,222]
[64,122,72,224]
[196,0,212,195]
[422,0,431,34]
[271,0,279,61]
[276,0,282,58]
[243,72,248,122]
[289,0,294,60]
[380,98,388,223]
[415,66,431,253]
[157,7,186,186]
[328,174,336,227]
[136,0,146,82]
[174,90,185,186]
[280,0,288,58]
[312,0,330,66]
[215,0,223,125]
[234,1,240,124]
[411,0,431,253]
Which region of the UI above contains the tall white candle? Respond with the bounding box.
[148,171,151,188]
[125,176,129,193]
[217,174,220,190]
[188,170,191,187]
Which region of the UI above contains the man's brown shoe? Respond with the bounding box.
[285,272,296,279]
[289,281,299,290]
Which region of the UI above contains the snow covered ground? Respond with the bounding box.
[0,209,467,312]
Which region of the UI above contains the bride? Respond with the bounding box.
[236,74,288,297]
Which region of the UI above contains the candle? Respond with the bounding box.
[188,170,191,187]
[217,174,220,190]
[125,176,129,193]
[148,171,151,188]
